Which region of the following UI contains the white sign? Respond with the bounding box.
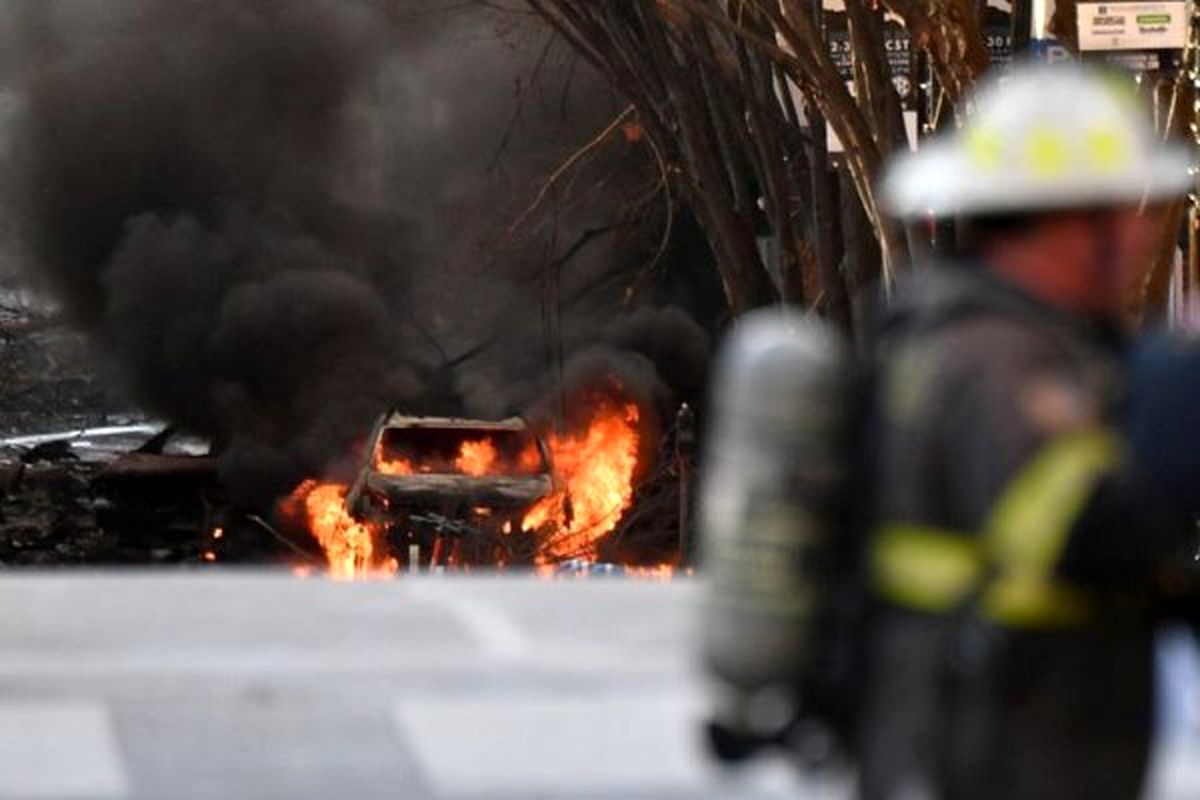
[825,81,918,155]
[1032,0,1059,40]
[827,111,918,154]
[1077,1,1189,51]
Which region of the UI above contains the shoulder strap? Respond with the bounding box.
[868,267,1107,384]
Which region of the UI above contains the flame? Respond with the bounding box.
[623,564,676,581]
[375,441,415,476]
[286,479,397,581]
[455,439,499,476]
[285,390,651,579]
[523,397,641,562]
[375,438,500,477]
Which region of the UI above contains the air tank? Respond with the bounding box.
[699,309,852,753]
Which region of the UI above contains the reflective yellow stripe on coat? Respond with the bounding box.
[872,525,983,613]
[871,429,1121,628]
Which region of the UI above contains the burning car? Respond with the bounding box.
[285,391,647,579]
[343,412,557,568]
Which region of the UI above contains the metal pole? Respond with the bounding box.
[1182,1,1200,325]
[676,403,696,565]
[1189,204,1198,312]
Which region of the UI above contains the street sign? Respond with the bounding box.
[1077,1,1189,51]
[822,0,917,154]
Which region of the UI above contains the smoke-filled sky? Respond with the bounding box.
[0,0,708,502]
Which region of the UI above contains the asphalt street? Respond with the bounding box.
[0,573,1194,799]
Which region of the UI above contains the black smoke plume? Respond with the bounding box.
[1,0,715,506]
[4,1,420,500]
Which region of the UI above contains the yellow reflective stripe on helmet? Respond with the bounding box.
[1085,128,1127,173]
[871,525,983,613]
[1027,128,1070,176]
[980,429,1120,627]
[965,127,1004,170]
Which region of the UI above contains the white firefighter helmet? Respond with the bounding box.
[880,63,1192,218]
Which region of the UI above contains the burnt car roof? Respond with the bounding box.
[346,413,555,516]
[364,472,553,508]
[379,413,529,432]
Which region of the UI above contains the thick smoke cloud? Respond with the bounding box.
[465,302,711,484]
[1,0,712,502]
[5,0,419,498]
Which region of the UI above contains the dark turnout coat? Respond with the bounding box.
[857,265,1178,800]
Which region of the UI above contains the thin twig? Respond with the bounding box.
[504,105,636,239]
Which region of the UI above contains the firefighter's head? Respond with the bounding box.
[961,205,1156,319]
[881,63,1190,320]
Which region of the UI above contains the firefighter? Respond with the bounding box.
[859,63,1194,800]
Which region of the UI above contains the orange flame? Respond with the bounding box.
[286,479,397,581]
[286,392,649,578]
[455,439,499,476]
[623,564,676,581]
[524,397,641,562]
[375,438,500,477]
[375,441,415,476]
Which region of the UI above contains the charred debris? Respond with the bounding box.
[0,403,697,573]
[0,2,719,574]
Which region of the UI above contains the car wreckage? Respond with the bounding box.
[343,412,558,566]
